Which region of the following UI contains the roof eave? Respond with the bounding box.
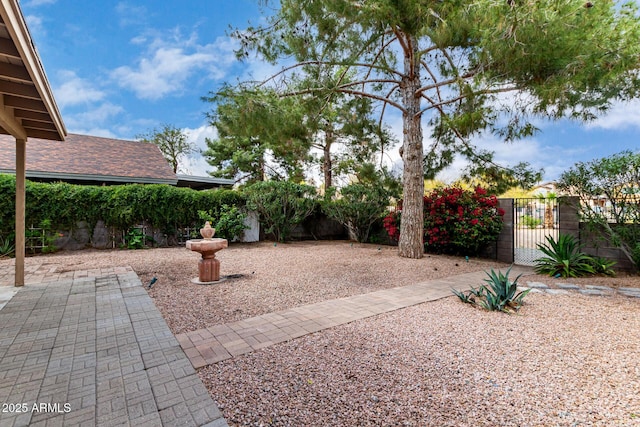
[0,0,65,141]
[0,169,178,185]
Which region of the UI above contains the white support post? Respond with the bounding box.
[15,137,25,286]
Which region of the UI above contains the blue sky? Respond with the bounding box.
[22,0,640,182]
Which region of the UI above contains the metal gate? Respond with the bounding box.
[513,197,559,266]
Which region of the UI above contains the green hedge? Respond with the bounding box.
[0,174,245,237]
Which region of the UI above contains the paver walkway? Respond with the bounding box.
[176,267,535,369]
[0,267,227,427]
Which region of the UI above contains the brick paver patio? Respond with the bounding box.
[0,267,227,427]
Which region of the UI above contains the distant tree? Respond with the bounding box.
[203,77,396,188]
[293,70,398,190]
[137,124,195,174]
[202,85,311,184]
[233,0,640,259]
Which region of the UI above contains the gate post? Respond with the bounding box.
[497,198,514,263]
[558,196,580,240]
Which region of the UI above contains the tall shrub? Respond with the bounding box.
[0,174,245,241]
[244,180,316,242]
[383,187,504,255]
[322,183,392,243]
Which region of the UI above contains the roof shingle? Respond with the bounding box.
[0,133,176,184]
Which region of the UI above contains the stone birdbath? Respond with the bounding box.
[186,221,228,284]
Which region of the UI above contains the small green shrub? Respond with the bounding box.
[452,266,529,313]
[198,205,249,241]
[124,228,145,250]
[534,234,595,278]
[520,215,542,229]
[216,205,249,241]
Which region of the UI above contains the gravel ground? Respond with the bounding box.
[10,241,640,426]
[20,241,508,334]
[201,293,640,427]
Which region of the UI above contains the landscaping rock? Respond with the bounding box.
[556,283,581,290]
[578,289,610,296]
[618,288,640,298]
[526,281,550,289]
[544,289,571,295]
[584,285,614,291]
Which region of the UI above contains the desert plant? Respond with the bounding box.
[0,234,14,258]
[452,266,529,313]
[534,234,595,278]
[588,256,617,277]
[480,267,529,312]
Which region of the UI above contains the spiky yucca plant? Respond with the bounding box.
[534,234,595,278]
[452,266,530,313]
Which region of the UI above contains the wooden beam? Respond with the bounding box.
[3,94,47,112]
[12,108,51,122]
[0,0,66,139]
[0,61,32,82]
[15,136,25,286]
[21,118,56,131]
[0,94,26,139]
[0,79,39,99]
[22,127,62,140]
[0,37,20,59]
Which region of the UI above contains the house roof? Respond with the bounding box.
[0,133,178,185]
[176,174,234,190]
[0,0,65,141]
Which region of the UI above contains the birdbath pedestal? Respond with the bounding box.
[186,234,228,284]
[186,221,228,284]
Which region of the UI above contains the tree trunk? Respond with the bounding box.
[398,34,424,259]
[323,129,333,191]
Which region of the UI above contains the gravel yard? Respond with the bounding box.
[10,241,640,426]
[201,293,640,427]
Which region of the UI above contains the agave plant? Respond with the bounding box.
[589,256,616,277]
[452,266,530,313]
[534,234,595,278]
[479,267,529,312]
[0,235,14,259]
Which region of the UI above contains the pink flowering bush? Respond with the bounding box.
[383,187,505,255]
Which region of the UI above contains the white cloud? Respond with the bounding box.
[53,70,106,108]
[73,103,124,124]
[182,125,218,176]
[115,2,148,27]
[23,0,57,7]
[24,15,43,34]
[64,103,124,135]
[585,99,640,130]
[110,33,237,100]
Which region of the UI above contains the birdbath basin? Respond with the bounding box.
[186,238,228,284]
